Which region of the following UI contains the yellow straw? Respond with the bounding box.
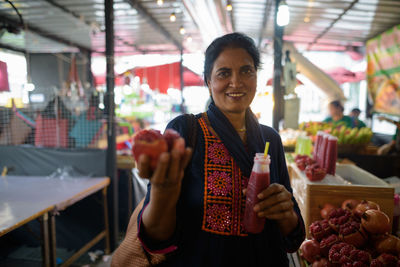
[264,142,270,158]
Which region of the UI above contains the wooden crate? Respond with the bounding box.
[289,163,394,238]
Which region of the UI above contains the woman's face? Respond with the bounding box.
[207,47,257,115]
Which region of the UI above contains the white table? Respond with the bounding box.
[0,176,110,267]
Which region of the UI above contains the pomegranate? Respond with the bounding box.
[311,257,329,267]
[329,243,371,267]
[305,164,327,181]
[328,242,352,265]
[374,235,400,255]
[320,203,336,219]
[361,209,391,235]
[320,234,339,257]
[354,200,380,218]
[300,239,321,263]
[342,199,361,212]
[339,220,368,248]
[132,129,168,169]
[370,253,398,267]
[310,219,333,241]
[163,129,185,154]
[328,208,352,232]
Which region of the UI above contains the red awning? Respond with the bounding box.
[93,62,203,93]
[94,74,124,87]
[133,62,203,94]
[0,61,10,92]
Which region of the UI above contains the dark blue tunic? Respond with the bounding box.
[138,113,305,267]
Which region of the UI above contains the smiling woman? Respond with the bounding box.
[113,33,305,267]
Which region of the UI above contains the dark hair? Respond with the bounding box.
[329,100,344,112]
[203,32,260,85]
[351,108,361,114]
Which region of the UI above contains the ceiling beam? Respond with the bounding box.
[0,12,92,53]
[307,0,360,50]
[257,0,273,49]
[125,0,183,51]
[42,0,145,53]
[0,42,26,54]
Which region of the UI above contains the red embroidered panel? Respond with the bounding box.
[199,117,248,236]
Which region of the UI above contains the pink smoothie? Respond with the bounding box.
[244,154,270,234]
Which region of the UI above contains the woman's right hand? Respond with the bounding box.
[138,138,192,241]
[138,140,192,207]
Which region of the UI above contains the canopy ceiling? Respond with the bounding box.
[0,0,400,55]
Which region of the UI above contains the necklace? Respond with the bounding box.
[236,127,246,132]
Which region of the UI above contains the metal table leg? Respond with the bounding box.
[102,187,111,254]
[49,212,57,267]
[39,213,51,267]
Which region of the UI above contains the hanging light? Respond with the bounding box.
[304,17,310,23]
[179,26,186,35]
[157,0,163,6]
[226,4,233,11]
[277,0,290,26]
[186,35,192,42]
[169,12,176,22]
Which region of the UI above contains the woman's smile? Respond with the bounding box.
[208,47,257,115]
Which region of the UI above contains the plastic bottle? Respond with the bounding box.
[317,133,329,167]
[244,153,271,233]
[324,136,338,175]
[313,131,324,161]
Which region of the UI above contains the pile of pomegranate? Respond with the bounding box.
[295,154,327,182]
[300,199,399,267]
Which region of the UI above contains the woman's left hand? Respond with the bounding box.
[253,183,297,221]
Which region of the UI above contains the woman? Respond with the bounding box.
[324,100,353,128]
[113,33,305,266]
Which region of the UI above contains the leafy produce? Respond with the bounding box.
[132,129,184,169]
[300,199,398,266]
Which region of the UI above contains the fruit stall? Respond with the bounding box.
[289,128,400,266]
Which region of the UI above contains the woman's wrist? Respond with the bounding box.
[142,201,177,241]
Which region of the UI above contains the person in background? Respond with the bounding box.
[349,108,367,128]
[323,100,353,128]
[377,116,400,155]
